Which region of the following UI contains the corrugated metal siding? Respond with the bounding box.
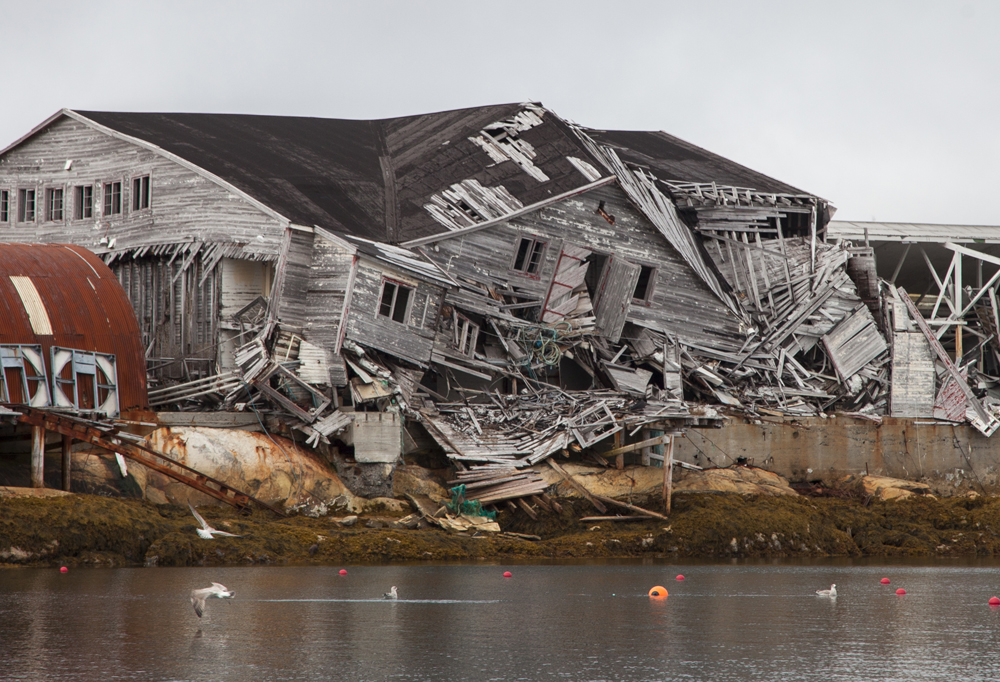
[0,243,148,408]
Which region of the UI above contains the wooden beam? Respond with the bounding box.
[592,494,670,521]
[603,434,672,459]
[665,435,675,514]
[61,435,72,492]
[547,459,606,513]
[31,426,44,488]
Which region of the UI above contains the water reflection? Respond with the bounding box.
[3,561,1000,680]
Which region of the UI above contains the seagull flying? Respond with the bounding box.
[191,583,235,618]
[383,586,398,600]
[188,503,243,539]
[816,584,837,597]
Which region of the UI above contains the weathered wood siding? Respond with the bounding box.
[273,228,315,329]
[0,117,288,255]
[0,116,294,377]
[424,184,744,349]
[303,236,356,386]
[343,260,443,366]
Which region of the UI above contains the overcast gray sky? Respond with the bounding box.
[3,0,996,225]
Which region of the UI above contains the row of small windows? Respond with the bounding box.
[0,175,150,224]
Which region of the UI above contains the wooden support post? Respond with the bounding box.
[640,429,651,466]
[31,425,45,488]
[614,430,623,470]
[664,435,675,514]
[61,435,72,492]
[955,252,963,362]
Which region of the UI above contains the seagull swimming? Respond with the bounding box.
[188,503,243,539]
[383,586,398,599]
[190,583,235,617]
[816,584,837,597]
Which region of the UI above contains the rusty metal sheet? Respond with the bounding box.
[0,243,147,409]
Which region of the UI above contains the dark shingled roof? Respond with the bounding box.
[587,129,807,196]
[74,105,815,243]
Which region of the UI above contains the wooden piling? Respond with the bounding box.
[664,435,675,514]
[31,425,45,488]
[61,435,72,492]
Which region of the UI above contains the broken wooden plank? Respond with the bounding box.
[547,459,607,513]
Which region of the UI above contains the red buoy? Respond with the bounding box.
[503,571,512,578]
[989,596,1000,606]
[880,578,891,584]
[676,574,685,581]
[59,566,68,573]
[896,588,906,595]
[339,569,347,576]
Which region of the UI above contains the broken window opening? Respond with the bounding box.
[17,189,35,223]
[103,181,122,216]
[45,188,64,221]
[583,252,609,298]
[0,190,8,222]
[132,174,150,211]
[74,185,93,219]
[378,279,413,324]
[633,265,657,303]
[512,237,546,276]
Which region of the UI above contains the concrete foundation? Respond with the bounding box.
[674,416,1000,494]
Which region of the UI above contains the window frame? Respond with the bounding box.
[0,189,9,223]
[74,185,94,220]
[131,173,151,212]
[510,235,547,277]
[631,263,658,305]
[17,188,36,224]
[45,187,65,222]
[376,277,415,325]
[103,180,122,217]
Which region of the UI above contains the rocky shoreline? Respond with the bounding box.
[3,487,1000,568]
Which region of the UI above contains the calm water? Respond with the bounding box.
[3,560,1000,681]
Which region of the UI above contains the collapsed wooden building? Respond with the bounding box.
[1,102,995,504]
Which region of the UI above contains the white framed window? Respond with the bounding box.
[0,190,9,223]
[132,174,150,211]
[512,236,546,275]
[45,188,64,221]
[17,189,36,223]
[103,181,122,216]
[74,185,94,219]
[378,278,414,324]
[632,264,657,304]
[454,313,479,357]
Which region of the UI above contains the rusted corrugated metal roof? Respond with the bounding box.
[0,243,148,409]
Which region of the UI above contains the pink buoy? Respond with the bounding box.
[59,566,68,573]
[989,596,1000,606]
[503,571,512,578]
[896,588,906,595]
[339,569,347,576]
[675,575,685,581]
[880,578,891,584]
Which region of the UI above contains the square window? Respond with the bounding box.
[103,181,122,216]
[633,265,657,303]
[46,188,64,221]
[378,279,413,324]
[17,189,35,222]
[512,237,546,275]
[0,190,8,222]
[74,185,93,219]
[132,174,150,211]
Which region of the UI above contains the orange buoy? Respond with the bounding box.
[880,578,891,584]
[503,571,512,578]
[339,569,347,576]
[649,586,668,598]
[896,588,906,595]
[676,575,685,581]
[989,596,1000,606]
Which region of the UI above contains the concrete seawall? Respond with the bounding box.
[674,416,1000,494]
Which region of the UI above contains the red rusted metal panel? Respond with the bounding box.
[0,243,147,408]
